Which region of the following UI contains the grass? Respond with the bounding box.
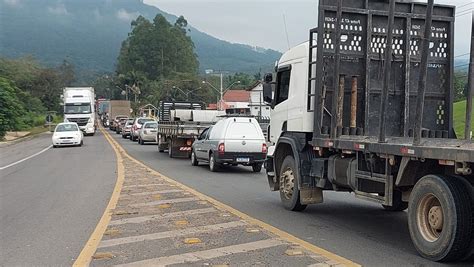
[453,100,474,138]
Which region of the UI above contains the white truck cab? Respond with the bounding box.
[63,87,96,135]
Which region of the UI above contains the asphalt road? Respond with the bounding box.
[0,132,116,266]
[109,131,473,267]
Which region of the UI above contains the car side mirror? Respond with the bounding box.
[263,73,274,105]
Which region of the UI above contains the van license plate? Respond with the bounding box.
[236,157,250,163]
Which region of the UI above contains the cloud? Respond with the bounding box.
[48,3,69,15]
[116,9,140,22]
[3,0,21,7]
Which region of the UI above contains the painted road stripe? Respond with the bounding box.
[109,207,217,226]
[98,220,247,248]
[129,189,183,196]
[123,183,166,189]
[130,197,198,208]
[114,238,286,267]
[0,145,52,170]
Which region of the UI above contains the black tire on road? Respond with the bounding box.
[252,163,262,173]
[191,151,199,166]
[209,153,219,172]
[382,190,408,211]
[168,140,174,158]
[279,155,307,211]
[408,174,473,262]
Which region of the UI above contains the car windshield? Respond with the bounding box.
[55,124,79,132]
[145,122,158,129]
[64,103,91,114]
[138,118,153,124]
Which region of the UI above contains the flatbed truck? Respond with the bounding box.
[263,0,474,262]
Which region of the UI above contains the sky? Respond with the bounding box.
[144,0,473,58]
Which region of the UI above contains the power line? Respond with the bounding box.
[456,9,473,17]
[455,63,470,68]
[455,53,471,58]
[457,2,473,10]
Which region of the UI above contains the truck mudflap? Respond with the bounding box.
[265,146,278,191]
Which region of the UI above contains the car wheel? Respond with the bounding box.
[209,153,219,172]
[53,145,57,148]
[79,140,83,147]
[252,163,262,173]
[191,151,199,166]
[279,155,307,211]
[408,175,473,262]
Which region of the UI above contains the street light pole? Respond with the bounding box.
[220,73,223,110]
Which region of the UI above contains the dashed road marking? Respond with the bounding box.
[108,207,217,226]
[129,197,199,208]
[98,220,247,249]
[114,239,286,267]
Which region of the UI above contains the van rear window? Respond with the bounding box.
[225,122,262,139]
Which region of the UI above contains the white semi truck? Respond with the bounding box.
[62,87,96,135]
[263,0,473,262]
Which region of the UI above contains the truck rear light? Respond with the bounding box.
[186,139,193,146]
[262,143,268,153]
[218,143,225,154]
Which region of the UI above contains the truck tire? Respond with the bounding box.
[191,151,199,166]
[252,163,262,173]
[279,155,307,212]
[209,152,219,172]
[168,141,174,158]
[382,190,408,211]
[408,175,473,262]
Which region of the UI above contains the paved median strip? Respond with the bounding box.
[98,220,247,248]
[75,127,359,267]
[114,238,287,267]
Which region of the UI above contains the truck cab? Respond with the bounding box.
[63,87,96,135]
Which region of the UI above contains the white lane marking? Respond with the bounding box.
[109,207,217,226]
[129,197,198,208]
[128,189,183,196]
[122,183,167,189]
[98,220,247,248]
[0,145,53,170]
[114,238,286,267]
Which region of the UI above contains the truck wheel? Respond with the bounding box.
[408,175,473,262]
[209,153,219,172]
[191,151,199,166]
[168,141,174,158]
[382,190,408,211]
[279,155,307,211]
[252,163,262,173]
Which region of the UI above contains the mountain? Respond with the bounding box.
[0,0,281,79]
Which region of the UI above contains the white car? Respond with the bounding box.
[138,121,158,145]
[191,117,267,172]
[52,122,84,147]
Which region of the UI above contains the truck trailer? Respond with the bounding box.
[263,0,473,262]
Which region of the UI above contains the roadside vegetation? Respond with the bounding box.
[0,57,74,140]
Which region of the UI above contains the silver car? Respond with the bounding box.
[138,121,158,145]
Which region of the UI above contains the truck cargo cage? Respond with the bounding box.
[310,0,455,142]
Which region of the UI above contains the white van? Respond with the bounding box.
[191,117,267,172]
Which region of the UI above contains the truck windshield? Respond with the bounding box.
[65,103,91,114]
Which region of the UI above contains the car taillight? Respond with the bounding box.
[218,143,225,154]
[262,143,268,153]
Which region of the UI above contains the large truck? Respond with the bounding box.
[157,101,224,158]
[263,0,473,262]
[63,87,96,135]
[108,100,131,131]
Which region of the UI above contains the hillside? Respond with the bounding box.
[0,0,281,79]
[453,100,474,138]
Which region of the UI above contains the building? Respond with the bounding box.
[247,81,271,118]
[221,90,250,115]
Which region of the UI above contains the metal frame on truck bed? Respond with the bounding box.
[262,0,474,262]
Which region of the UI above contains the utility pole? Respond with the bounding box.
[220,73,223,110]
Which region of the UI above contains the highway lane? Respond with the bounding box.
[0,131,116,266]
[109,131,473,267]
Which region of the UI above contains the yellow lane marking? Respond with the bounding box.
[73,127,125,267]
[104,127,360,267]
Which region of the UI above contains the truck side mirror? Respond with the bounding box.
[263,73,274,105]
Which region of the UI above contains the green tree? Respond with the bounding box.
[0,78,26,139]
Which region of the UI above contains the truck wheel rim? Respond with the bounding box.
[191,152,195,163]
[210,156,214,169]
[417,193,443,242]
[280,168,295,200]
